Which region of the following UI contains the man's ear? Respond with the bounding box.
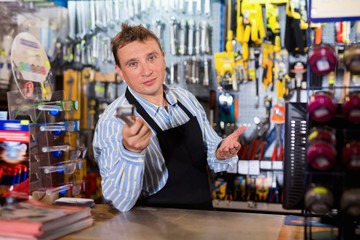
[23,81,34,98]
[115,65,124,80]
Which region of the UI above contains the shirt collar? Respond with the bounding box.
[163,85,178,106]
[128,85,178,118]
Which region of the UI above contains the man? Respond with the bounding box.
[93,23,246,212]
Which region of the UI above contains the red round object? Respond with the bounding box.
[307,141,336,170]
[308,92,336,123]
[308,128,336,145]
[309,45,337,75]
[343,92,360,123]
[342,142,360,170]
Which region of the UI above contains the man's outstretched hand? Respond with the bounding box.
[216,126,247,160]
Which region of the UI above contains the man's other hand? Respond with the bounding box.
[122,117,152,153]
[216,126,247,160]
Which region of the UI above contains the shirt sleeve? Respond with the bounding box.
[92,106,145,212]
[182,90,238,173]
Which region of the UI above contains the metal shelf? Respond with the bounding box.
[213,199,301,214]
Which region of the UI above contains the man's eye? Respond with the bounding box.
[149,56,156,61]
[129,62,137,67]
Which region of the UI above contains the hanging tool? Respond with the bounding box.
[271,123,284,161]
[179,0,185,13]
[262,52,274,92]
[88,99,97,130]
[203,57,210,86]
[185,57,192,83]
[89,0,96,31]
[248,118,270,160]
[268,176,280,203]
[248,47,256,81]
[214,0,237,90]
[106,1,115,29]
[114,0,121,23]
[187,0,194,15]
[204,0,211,16]
[255,178,270,202]
[195,22,201,55]
[194,57,200,84]
[237,134,249,160]
[169,62,176,85]
[285,0,308,54]
[188,20,195,55]
[264,96,272,121]
[218,91,235,135]
[177,59,181,83]
[270,98,285,161]
[209,90,216,127]
[191,56,197,84]
[201,21,210,54]
[153,20,163,48]
[237,1,266,62]
[170,18,178,55]
[265,3,281,53]
[233,0,247,84]
[134,0,140,16]
[195,0,202,14]
[179,20,187,55]
[340,69,351,104]
[290,62,307,102]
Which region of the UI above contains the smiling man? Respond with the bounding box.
[93,23,246,212]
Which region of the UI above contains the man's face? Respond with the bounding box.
[115,38,166,102]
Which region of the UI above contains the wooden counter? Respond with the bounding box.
[60,204,333,240]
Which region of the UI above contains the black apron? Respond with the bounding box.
[125,88,213,210]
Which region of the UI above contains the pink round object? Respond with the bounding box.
[308,128,336,145]
[343,92,360,123]
[309,45,337,75]
[342,142,360,170]
[307,141,336,170]
[308,92,336,123]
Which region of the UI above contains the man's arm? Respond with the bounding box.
[181,89,245,172]
[93,109,149,212]
[215,126,247,160]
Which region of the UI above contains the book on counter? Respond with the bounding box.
[54,197,95,208]
[0,198,93,240]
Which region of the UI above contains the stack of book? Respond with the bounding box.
[0,198,93,240]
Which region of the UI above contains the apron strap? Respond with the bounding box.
[125,87,194,133]
[125,88,162,133]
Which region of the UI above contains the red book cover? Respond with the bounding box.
[0,198,92,235]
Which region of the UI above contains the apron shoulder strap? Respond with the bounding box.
[125,88,162,133]
[125,87,195,132]
[176,101,194,119]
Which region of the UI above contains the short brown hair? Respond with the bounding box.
[111,23,162,67]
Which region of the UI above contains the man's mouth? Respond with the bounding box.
[143,78,156,85]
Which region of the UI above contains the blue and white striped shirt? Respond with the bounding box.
[93,85,238,211]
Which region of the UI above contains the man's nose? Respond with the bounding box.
[141,62,153,76]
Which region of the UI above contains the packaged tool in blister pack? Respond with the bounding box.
[63,69,81,120]
[80,68,96,130]
[0,120,30,201]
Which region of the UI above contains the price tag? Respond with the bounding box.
[353,75,360,86]
[272,161,283,170]
[238,160,249,175]
[316,59,330,72]
[227,163,237,174]
[260,160,272,170]
[248,160,260,175]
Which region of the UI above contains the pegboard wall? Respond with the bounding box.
[94,0,224,99]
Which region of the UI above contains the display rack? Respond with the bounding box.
[302,5,360,238]
[7,88,86,200]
